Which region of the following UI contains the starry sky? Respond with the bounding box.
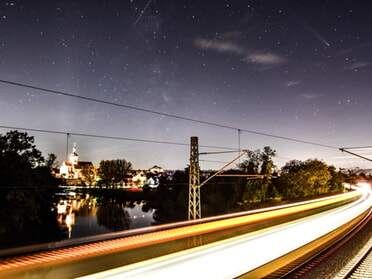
[1,0,372,171]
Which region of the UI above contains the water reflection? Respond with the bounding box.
[57,200,75,238]
[56,190,156,240]
[96,202,131,231]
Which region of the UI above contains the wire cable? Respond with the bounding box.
[0,79,339,150]
[0,125,236,151]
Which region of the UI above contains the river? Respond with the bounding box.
[56,186,157,240]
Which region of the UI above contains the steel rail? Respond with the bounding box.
[242,201,372,278]
[264,206,372,278]
[333,216,372,279]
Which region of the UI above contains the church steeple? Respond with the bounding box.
[69,142,78,165]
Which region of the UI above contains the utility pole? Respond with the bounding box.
[188,136,250,220]
[66,133,70,161]
[189,136,201,220]
[238,129,242,165]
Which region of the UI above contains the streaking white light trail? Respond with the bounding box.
[79,187,372,279]
[133,0,153,27]
[303,22,330,47]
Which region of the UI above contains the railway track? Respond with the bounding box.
[335,236,372,279]
[268,208,372,279]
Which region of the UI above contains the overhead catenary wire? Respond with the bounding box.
[0,79,239,131]
[340,146,372,150]
[0,125,300,167]
[0,125,236,151]
[0,79,339,150]
[0,79,337,150]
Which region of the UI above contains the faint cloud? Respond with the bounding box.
[194,38,245,55]
[194,38,287,69]
[222,31,243,39]
[335,43,372,55]
[300,93,323,100]
[243,53,287,69]
[336,48,353,55]
[162,92,169,103]
[346,61,371,70]
[286,81,302,87]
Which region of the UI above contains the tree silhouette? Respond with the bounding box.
[276,159,335,199]
[96,203,131,231]
[45,153,58,169]
[80,164,96,186]
[0,130,60,236]
[98,159,132,186]
[239,146,277,202]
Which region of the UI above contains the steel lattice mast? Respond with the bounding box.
[188,136,250,220]
[189,136,201,220]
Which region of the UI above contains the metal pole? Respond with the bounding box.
[238,129,242,165]
[189,137,201,220]
[339,148,372,162]
[66,133,70,161]
[199,150,248,187]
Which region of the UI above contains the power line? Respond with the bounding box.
[0,125,350,168]
[0,79,338,150]
[340,146,372,150]
[200,159,231,164]
[239,128,337,149]
[0,125,235,151]
[0,79,237,130]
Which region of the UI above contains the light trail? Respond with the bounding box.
[133,0,153,27]
[78,187,372,278]
[0,190,367,278]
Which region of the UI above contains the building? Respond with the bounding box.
[59,143,96,184]
[59,143,79,178]
[149,165,164,174]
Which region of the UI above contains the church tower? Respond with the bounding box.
[69,143,79,166]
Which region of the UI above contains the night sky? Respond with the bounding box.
[1,1,372,171]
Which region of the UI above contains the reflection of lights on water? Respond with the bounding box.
[66,214,72,226]
[55,197,155,239]
[131,215,147,219]
[65,213,75,239]
[57,199,77,238]
[127,203,155,227]
[55,192,76,196]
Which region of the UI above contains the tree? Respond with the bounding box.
[0,130,60,235]
[0,130,44,168]
[0,130,44,188]
[242,179,263,203]
[239,146,277,203]
[239,149,261,174]
[277,159,333,199]
[327,166,344,193]
[260,146,276,201]
[260,146,276,176]
[45,153,58,169]
[80,164,96,186]
[98,159,132,186]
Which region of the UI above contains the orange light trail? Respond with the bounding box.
[0,191,361,273]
